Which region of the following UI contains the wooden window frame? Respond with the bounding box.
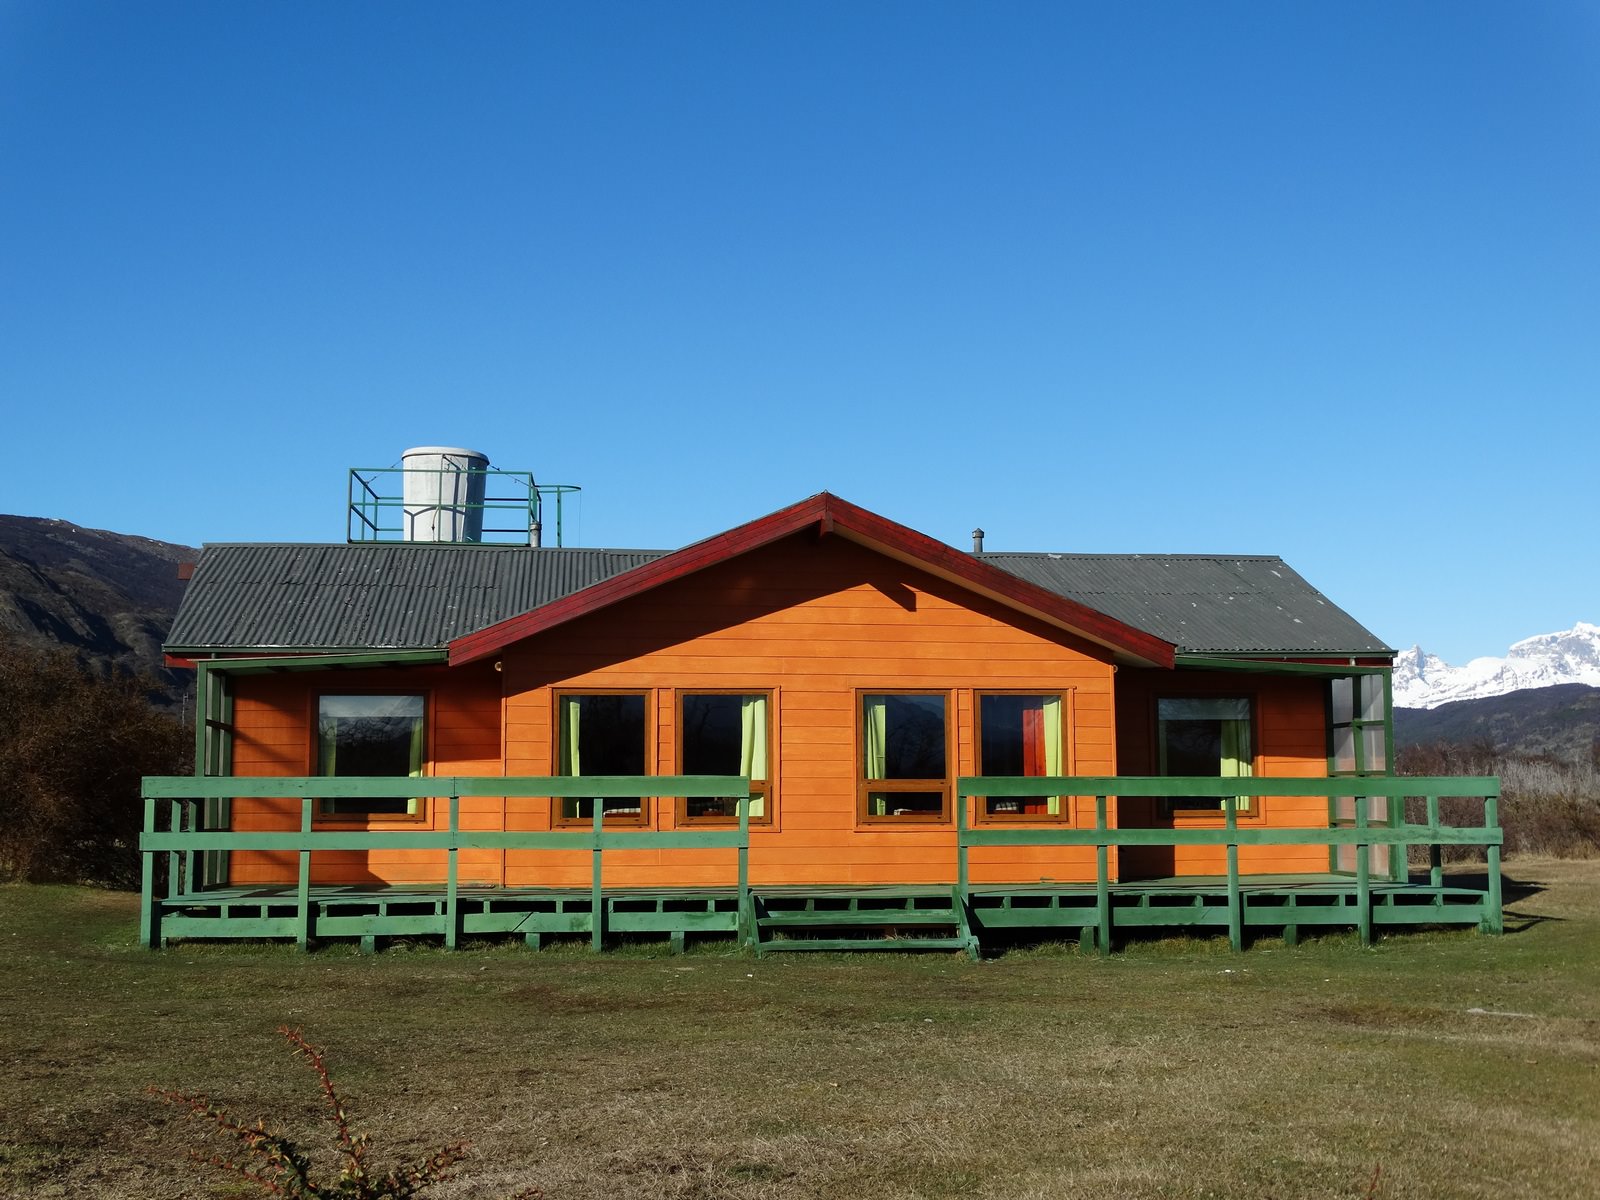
[551,689,653,828]
[973,690,1075,825]
[1153,692,1265,824]
[674,689,775,827]
[855,688,953,827]
[310,690,431,826]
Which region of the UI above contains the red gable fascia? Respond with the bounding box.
[448,493,1176,668]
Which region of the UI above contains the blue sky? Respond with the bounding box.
[2,2,1596,665]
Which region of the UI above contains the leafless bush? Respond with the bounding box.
[1399,740,1600,859]
[149,1027,543,1198]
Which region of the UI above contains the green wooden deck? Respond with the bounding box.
[139,773,1504,956]
[146,873,1497,956]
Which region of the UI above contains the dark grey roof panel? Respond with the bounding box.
[166,544,663,652]
[978,552,1392,656]
[168,542,1392,657]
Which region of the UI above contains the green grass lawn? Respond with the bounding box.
[3,860,1598,1199]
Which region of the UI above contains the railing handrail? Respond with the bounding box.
[957,775,1500,799]
[142,774,754,800]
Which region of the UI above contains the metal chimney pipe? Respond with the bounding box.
[972,528,985,553]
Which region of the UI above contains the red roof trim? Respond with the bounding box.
[448,493,1176,668]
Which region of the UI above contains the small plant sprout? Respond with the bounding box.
[148,1026,542,1199]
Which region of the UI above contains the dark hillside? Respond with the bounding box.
[1394,684,1600,763]
[0,514,196,707]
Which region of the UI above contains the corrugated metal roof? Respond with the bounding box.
[977,552,1392,655]
[166,543,663,652]
[166,542,1391,657]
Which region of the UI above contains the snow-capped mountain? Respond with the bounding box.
[1393,622,1600,709]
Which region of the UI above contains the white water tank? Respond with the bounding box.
[400,446,490,542]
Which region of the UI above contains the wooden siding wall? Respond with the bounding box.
[1114,669,1331,878]
[499,533,1119,888]
[228,663,502,885]
[216,535,1341,890]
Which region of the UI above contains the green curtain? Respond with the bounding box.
[559,697,582,820]
[1042,696,1063,816]
[863,696,888,817]
[739,695,767,819]
[319,717,338,775]
[405,712,424,815]
[1220,717,1251,815]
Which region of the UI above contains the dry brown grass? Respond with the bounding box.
[3,861,1599,1199]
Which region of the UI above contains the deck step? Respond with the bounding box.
[757,909,959,927]
[759,936,974,953]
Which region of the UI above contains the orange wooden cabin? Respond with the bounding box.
[163,491,1409,901]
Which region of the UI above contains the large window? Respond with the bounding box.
[316,694,426,820]
[556,693,649,825]
[859,692,949,823]
[678,692,771,824]
[977,693,1067,821]
[1156,697,1254,816]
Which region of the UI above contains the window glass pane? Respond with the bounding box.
[1359,674,1386,722]
[867,791,944,816]
[1362,725,1388,772]
[1330,678,1354,724]
[1333,725,1356,773]
[980,695,1036,776]
[562,695,645,775]
[864,694,945,780]
[1157,697,1250,722]
[1161,719,1223,775]
[683,695,748,774]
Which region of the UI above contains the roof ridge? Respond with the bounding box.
[977,551,1287,561]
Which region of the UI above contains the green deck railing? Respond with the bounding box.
[139,775,754,950]
[957,775,1502,952]
[139,773,1501,951]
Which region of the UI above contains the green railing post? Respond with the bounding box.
[590,799,604,952]
[956,786,970,899]
[1225,795,1242,952]
[1355,794,1372,947]
[167,799,183,901]
[297,797,313,950]
[445,790,460,950]
[1095,795,1111,956]
[737,793,753,948]
[955,788,976,959]
[1484,790,1504,934]
[1427,794,1443,889]
[139,796,158,949]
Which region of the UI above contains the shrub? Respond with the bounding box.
[0,639,190,885]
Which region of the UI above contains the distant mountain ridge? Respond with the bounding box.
[1393,683,1600,762]
[1393,622,1600,709]
[0,514,196,705]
